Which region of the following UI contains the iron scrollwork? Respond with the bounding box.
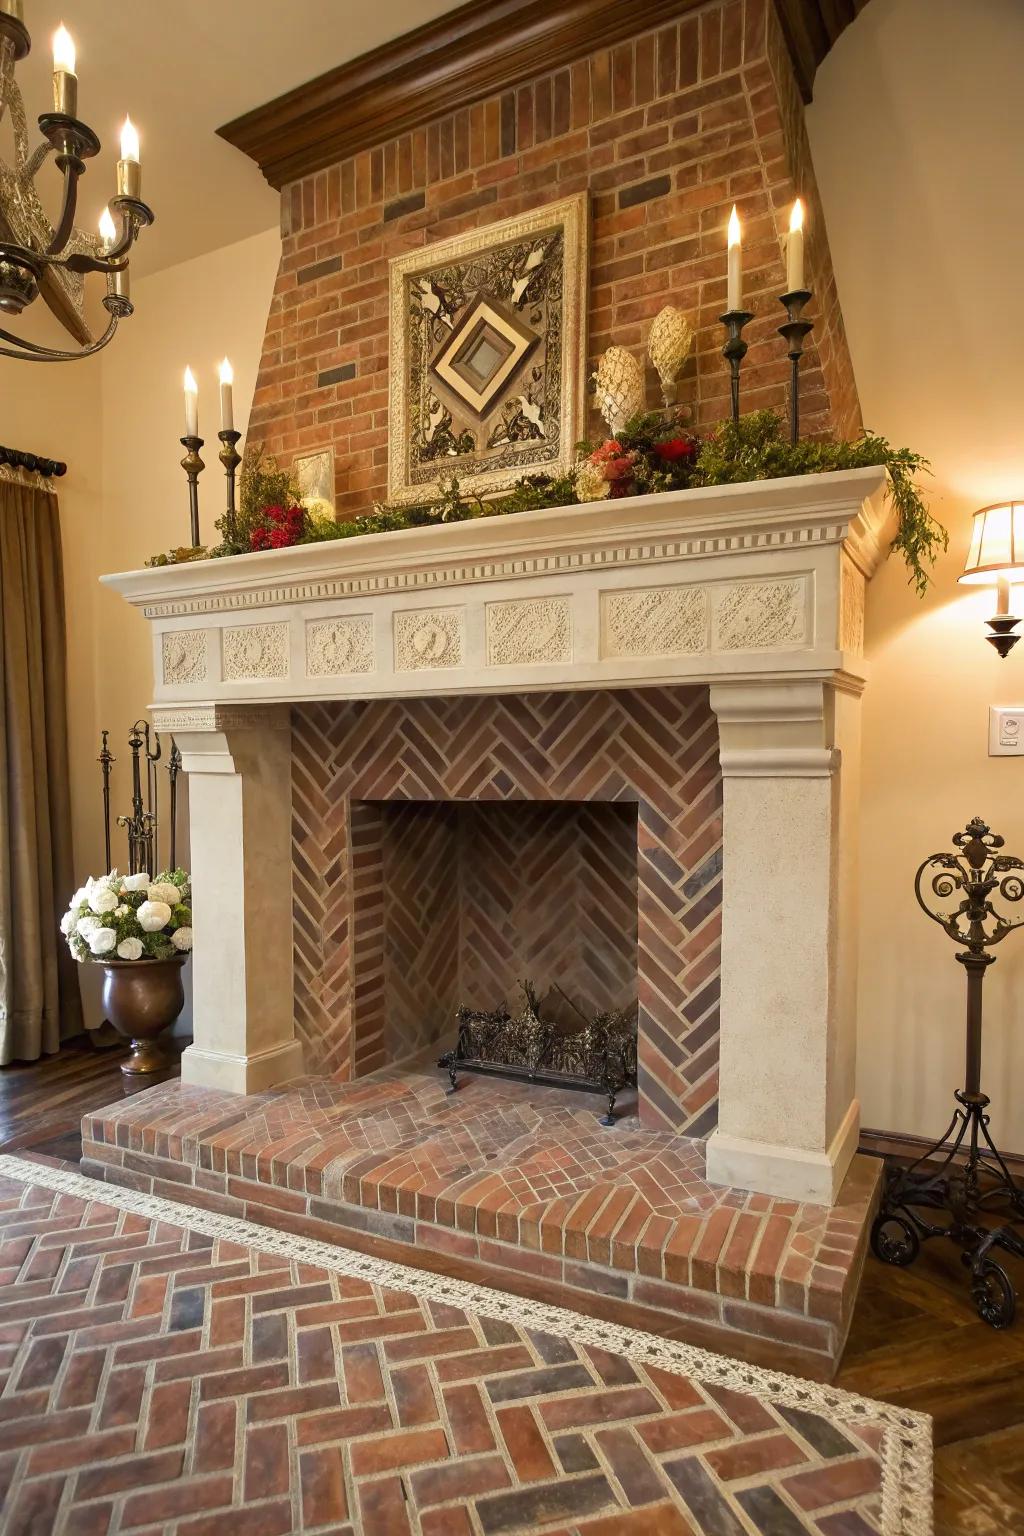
[872,817,1024,1328]
[438,980,638,1127]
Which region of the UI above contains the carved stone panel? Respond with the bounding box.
[486,596,571,666]
[714,579,807,651]
[161,629,208,686]
[222,622,290,680]
[394,608,464,671]
[306,617,374,677]
[600,586,709,659]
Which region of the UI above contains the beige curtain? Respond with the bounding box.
[0,471,82,1062]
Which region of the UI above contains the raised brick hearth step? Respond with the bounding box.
[81,1063,880,1381]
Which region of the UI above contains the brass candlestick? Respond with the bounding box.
[218,429,242,546]
[778,289,814,445]
[719,309,754,424]
[179,435,205,548]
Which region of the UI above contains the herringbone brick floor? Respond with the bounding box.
[0,1163,922,1536]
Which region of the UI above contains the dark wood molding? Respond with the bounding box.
[219,0,688,190]
[218,0,871,190]
[860,1125,1024,1172]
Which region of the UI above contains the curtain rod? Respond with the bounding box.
[0,444,67,477]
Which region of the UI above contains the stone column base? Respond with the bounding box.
[180,1039,306,1095]
[706,1099,861,1205]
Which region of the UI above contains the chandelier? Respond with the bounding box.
[0,2,153,361]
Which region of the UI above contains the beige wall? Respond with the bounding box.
[1,230,280,1029]
[808,0,1024,1149]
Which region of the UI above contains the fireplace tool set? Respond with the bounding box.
[871,817,1024,1327]
[97,721,182,874]
[438,980,638,1126]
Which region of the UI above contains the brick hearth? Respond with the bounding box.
[81,1063,880,1381]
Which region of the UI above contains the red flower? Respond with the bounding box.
[654,436,695,463]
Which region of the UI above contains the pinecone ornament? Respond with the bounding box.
[592,346,646,436]
[647,305,694,407]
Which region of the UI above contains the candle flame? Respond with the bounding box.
[184,366,197,394]
[219,357,233,386]
[789,198,804,233]
[53,23,75,74]
[728,205,741,247]
[98,208,116,247]
[120,115,140,162]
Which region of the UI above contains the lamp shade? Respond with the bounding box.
[959,502,1024,584]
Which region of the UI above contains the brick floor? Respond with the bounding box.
[82,1062,880,1379]
[0,1166,918,1535]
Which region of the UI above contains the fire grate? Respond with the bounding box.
[438,981,638,1125]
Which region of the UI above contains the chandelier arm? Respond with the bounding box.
[19,139,54,186]
[44,163,82,258]
[0,310,120,362]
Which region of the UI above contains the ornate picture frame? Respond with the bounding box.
[387,193,588,505]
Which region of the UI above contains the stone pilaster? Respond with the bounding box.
[151,704,304,1094]
[705,680,862,1204]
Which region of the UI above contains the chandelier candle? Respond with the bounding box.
[117,116,141,199]
[99,207,129,304]
[52,24,77,117]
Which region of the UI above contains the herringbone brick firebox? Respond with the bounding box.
[291,685,722,1135]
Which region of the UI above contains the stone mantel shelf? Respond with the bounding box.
[103,466,888,710]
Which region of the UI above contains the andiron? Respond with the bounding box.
[871,816,1024,1327]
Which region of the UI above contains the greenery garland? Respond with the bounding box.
[148,411,945,595]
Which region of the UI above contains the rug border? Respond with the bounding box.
[0,1152,932,1536]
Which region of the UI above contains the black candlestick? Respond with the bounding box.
[778,289,813,445]
[719,309,754,424]
[218,429,242,546]
[179,435,205,548]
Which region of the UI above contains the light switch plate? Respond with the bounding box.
[989,706,1024,756]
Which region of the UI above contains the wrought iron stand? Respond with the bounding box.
[871,817,1024,1327]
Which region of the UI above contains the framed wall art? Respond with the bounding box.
[387,193,588,505]
[293,447,335,516]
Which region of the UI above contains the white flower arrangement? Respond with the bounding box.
[61,868,193,964]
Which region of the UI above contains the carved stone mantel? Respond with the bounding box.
[103,467,887,707]
[104,467,890,1204]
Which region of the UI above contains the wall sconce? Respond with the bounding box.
[959,502,1024,657]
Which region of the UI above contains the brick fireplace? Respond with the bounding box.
[291,688,720,1132]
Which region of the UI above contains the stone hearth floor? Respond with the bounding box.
[81,1062,881,1382]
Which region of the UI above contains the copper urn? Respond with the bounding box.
[99,955,187,1075]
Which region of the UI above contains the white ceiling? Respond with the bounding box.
[8,0,463,275]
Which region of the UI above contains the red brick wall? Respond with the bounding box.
[345,800,639,1078]
[250,0,861,518]
[290,687,722,1137]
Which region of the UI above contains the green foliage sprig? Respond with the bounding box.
[690,412,944,595]
[146,414,944,593]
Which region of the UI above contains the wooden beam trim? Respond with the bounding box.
[217,0,705,190]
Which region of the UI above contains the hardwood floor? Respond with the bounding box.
[1,1038,1020,1535]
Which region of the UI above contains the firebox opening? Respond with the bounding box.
[349,798,639,1080]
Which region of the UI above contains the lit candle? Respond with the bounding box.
[52,23,77,117]
[117,116,141,199]
[219,358,234,432]
[184,367,198,438]
[787,198,805,293]
[727,205,742,312]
